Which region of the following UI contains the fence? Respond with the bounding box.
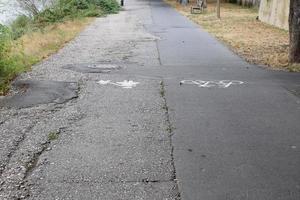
[224,0,260,7]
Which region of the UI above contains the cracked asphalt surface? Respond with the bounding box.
[0,0,300,199]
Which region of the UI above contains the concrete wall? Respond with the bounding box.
[259,0,290,30]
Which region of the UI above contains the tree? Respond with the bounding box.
[217,0,220,18]
[17,0,40,15]
[289,0,300,63]
[16,0,49,16]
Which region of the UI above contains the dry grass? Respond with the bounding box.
[19,18,94,63]
[165,0,299,72]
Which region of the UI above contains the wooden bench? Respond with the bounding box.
[191,0,205,14]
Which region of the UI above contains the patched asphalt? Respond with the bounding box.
[0,80,78,108]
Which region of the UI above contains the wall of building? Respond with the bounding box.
[259,0,290,30]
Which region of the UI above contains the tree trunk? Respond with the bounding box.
[16,0,40,16]
[289,0,300,63]
[217,0,220,18]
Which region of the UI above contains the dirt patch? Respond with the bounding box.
[165,1,300,72]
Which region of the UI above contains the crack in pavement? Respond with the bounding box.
[0,0,181,199]
[0,103,86,199]
[160,80,181,199]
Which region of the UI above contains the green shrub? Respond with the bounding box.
[10,15,32,39]
[0,24,25,93]
[0,25,11,58]
[34,0,119,26]
[0,0,120,94]
[0,26,9,81]
[93,0,120,13]
[69,0,90,10]
[83,6,104,17]
[0,25,14,78]
[35,8,64,25]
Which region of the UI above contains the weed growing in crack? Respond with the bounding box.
[166,126,172,134]
[162,104,168,110]
[159,80,180,198]
[48,131,59,141]
[160,81,173,133]
[160,81,165,97]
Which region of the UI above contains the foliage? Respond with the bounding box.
[34,0,119,25]
[11,0,120,37]
[0,0,120,94]
[92,0,120,13]
[16,0,41,16]
[0,24,25,94]
[10,15,32,39]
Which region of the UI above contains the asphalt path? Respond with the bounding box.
[145,0,300,199]
[0,0,299,199]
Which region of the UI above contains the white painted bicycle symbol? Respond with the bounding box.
[180,80,244,88]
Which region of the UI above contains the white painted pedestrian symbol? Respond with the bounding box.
[180,80,244,88]
[97,80,140,89]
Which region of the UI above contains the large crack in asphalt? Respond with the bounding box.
[1,1,179,198]
[0,82,84,199]
[0,108,86,199]
[0,123,35,176]
[160,80,181,200]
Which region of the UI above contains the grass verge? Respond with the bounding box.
[20,18,93,63]
[0,18,93,95]
[164,0,300,72]
[0,0,120,95]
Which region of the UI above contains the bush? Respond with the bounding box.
[83,6,104,17]
[0,25,11,57]
[0,0,120,94]
[34,0,119,26]
[93,0,120,13]
[0,24,24,93]
[0,25,13,76]
[10,15,32,39]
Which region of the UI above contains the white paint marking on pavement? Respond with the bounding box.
[97,80,140,89]
[98,80,111,85]
[180,80,244,88]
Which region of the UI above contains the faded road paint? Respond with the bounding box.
[180,80,244,88]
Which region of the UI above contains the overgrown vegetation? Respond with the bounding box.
[0,25,28,93]
[0,0,120,95]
